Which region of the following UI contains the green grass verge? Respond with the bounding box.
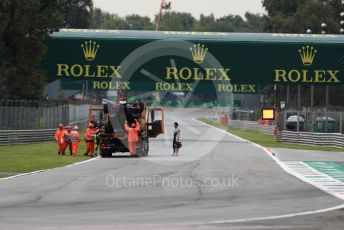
[0,139,90,174]
[197,118,344,152]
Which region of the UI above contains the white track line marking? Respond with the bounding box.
[0,157,99,182]
[193,118,344,224]
[192,203,344,225]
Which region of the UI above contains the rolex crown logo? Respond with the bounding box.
[190,44,208,64]
[298,46,317,66]
[81,40,100,61]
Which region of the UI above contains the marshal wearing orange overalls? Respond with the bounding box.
[84,123,96,157]
[124,120,140,157]
[71,126,81,156]
[54,124,65,155]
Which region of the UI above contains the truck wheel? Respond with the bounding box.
[143,140,149,156]
[101,150,109,158]
[135,147,143,157]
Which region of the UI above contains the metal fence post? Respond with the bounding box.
[325,110,328,133]
[340,112,343,134]
[0,102,3,129]
[296,111,300,132]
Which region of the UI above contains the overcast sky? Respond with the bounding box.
[92,0,266,19]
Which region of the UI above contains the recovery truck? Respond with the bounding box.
[88,100,164,157]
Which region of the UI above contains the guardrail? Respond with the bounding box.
[229,120,274,135]
[229,120,257,130]
[258,125,275,135]
[0,120,88,145]
[0,129,56,145]
[277,131,344,148]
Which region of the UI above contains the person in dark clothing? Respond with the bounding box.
[62,126,73,155]
[172,122,181,156]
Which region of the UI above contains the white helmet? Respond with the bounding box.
[73,126,79,130]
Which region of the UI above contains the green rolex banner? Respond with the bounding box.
[42,29,344,94]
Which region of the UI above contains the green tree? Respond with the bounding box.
[193,13,263,33]
[263,0,340,33]
[217,15,249,32]
[90,9,154,30]
[263,0,306,16]
[90,8,131,30]
[61,0,93,28]
[125,14,154,30]
[103,13,130,30]
[193,14,216,31]
[89,9,264,33]
[90,7,103,29]
[159,12,196,31]
[0,0,63,100]
[245,13,264,32]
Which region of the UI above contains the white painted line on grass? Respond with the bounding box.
[0,156,99,182]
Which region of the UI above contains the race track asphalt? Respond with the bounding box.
[0,108,343,230]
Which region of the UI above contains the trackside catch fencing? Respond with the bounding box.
[0,100,68,130]
[0,100,90,145]
[0,100,89,130]
[278,110,344,134]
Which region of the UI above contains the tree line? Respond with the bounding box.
[90,10,264,32]
[0,0,343,100]
[90,0,343,34]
